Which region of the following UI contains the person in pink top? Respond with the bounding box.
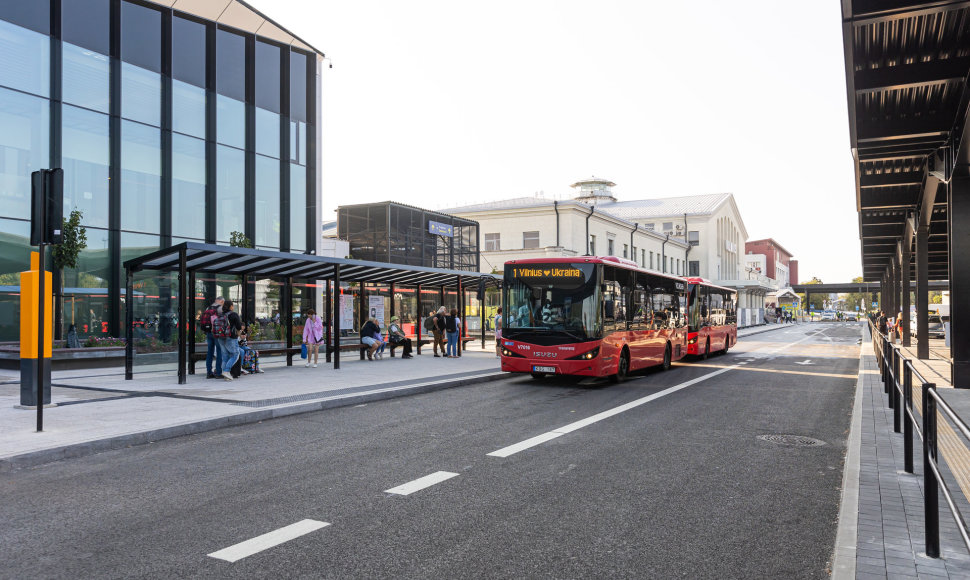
[302,308,325,368]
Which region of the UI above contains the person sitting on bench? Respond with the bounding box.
[387,315,413,359]
[361,317,382,361]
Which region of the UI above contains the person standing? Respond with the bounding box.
[216,300,242,381]
[432,306,447,357]
[200,296,224,379]
[494,307,503,357]
[302,309,324,368]
[445,308,460,358]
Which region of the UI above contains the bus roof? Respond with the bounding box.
[684,277,737,294]
[504,256,687,285]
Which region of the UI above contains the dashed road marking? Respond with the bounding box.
[385,471,459,495]
[208,519,330,563]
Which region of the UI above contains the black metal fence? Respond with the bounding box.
[871,320,970,557]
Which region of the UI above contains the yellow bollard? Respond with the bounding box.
[20,251,52,407]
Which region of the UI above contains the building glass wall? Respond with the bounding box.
[338,203,480,271]
[0,1,319,340]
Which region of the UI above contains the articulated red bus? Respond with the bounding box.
[500,256,690,382]
[684,277,738,358]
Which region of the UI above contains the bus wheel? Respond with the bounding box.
[530,372,546,379]
[722,338,730,355]
[661,343,672,371]
[701,338,710,360]
[610,350,629,383]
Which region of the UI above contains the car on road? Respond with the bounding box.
[845,313,857,322]
[820,310,837,321]
[911,315,947,339]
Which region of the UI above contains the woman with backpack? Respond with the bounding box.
[216,300,243,381]
[302,309,324,368]
[445,308,460,358]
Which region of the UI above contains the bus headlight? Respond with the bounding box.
[502,348,524,358]
[568,347,599,360]
[688,337,697,344]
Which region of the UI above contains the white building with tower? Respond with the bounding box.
[446,177,771,326]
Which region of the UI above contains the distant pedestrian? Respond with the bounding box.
[494,307,503,357]
[216,300,242,381]
[878,310,888,335]
[432,306,447,357]
[445,308,460,358]
[302,309,324,368]
[200,296,225,379]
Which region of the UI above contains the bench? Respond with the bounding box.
[189,345,303,374]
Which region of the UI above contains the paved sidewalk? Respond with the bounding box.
[834,328,970,579]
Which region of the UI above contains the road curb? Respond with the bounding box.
[830,328,865,579]
[0,371,507,473]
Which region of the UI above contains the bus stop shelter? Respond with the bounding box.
[123,242,500,384]
[842,0,970,384]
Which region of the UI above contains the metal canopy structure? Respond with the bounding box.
[842,0,967,282]
[791,281,949,294]
[124,242,500,384]
[842,0,970,381]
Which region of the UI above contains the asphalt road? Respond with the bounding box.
[0,322,861,579]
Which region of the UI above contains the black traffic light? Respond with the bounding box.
[30,168,64,246]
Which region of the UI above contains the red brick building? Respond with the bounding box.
[744,239,797,287]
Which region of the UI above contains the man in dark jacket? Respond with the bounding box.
[201,296,224,379]
[217,300,244,380]
[360,317,381,360]
[878,311,888,336]
[432,306,447,357]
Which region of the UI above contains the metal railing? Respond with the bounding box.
[870,319,970,557]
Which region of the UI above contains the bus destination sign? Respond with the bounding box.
[511,266,583,279]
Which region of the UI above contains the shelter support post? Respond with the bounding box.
[389,283,395,320]
[416,283,422,355]
[902,242,911,347]
[457,276,463,357]
[917,224,930,359]
[284,277,293,366]
[188,271,196,374]
[241,273,250,326]
[325,279,332,363]
[125,267,134,380]
[333,265,341,369]
[177,248,187,385]
[951,175,970,387]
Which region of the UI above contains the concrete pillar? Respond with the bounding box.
[917,224,929,359]
[951,175,970,387]
[902,242,911,347]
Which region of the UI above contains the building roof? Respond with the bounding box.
[447,196,558,213]
[597,192,732,220]
[746,238,795,259]
[144,0,326,57]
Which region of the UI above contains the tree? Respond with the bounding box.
[798,277,825,311]
[229,231,253,248]
[51,210,88,339]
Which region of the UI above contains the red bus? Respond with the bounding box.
[500,257,689,382]
[684,277,738,358]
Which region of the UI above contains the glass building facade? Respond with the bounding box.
[338,202,480,271]
[0,1,320,340]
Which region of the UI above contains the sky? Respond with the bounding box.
[248,0,861,283]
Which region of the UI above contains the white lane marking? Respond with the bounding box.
[489,329,830,459]
[795,360,814,365]
[488,366,736,458]
[208,519,329,563]
[385,471,459,495]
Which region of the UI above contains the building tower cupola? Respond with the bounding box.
[570,176,617,205]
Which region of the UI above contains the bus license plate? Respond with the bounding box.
[533,365,556,373]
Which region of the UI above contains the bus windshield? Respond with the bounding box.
[504,262,601,342]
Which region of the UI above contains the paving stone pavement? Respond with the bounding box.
[855,335,970,579]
